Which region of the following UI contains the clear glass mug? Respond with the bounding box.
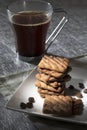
[7,0,68,62]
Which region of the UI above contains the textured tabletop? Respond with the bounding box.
[0,0,87,77]
[0,0,87,130]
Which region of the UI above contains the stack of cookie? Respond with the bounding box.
[35,55,72,98]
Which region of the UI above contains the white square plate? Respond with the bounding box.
[6,56,87,124]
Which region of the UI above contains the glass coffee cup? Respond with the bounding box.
[7,0,67,62]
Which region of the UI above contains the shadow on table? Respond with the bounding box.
[28,115,87,130]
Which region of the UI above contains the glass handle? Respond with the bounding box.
[45,8,68,52]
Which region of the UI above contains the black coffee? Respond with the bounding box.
[11,11,51,57]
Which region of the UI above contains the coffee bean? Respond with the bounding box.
[27,102,33,108]
[78,83,85,89]
[68,85,74,89]
[28,97,35,103]
[20,102,26,109]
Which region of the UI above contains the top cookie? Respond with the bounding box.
[38,55,70,73]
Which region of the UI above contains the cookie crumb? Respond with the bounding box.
[75,92,83,98]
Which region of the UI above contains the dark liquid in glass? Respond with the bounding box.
[11,11,50,57]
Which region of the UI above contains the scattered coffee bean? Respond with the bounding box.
[20,102,26,109]
[78,83,85,89]
[83,89,87,93]
[75,92,83,98]
[20,97,35,109]
[68,85,74,89]
[27,102,33,108]
[28,97,35,103]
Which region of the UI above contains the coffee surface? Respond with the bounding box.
[11,11,50,57]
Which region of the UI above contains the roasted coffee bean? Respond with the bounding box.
[28,97,35,103]
[78,83,85,89]
[27,102,33,108]
[20,102,26,109]
[68,85,74,89]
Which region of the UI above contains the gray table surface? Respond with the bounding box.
[0,0,87,129]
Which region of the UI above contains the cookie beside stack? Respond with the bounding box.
[35,55,72,98]
[43,95,83,116]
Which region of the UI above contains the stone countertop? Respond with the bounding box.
[0,0,87,77]
[0,0,87,130]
